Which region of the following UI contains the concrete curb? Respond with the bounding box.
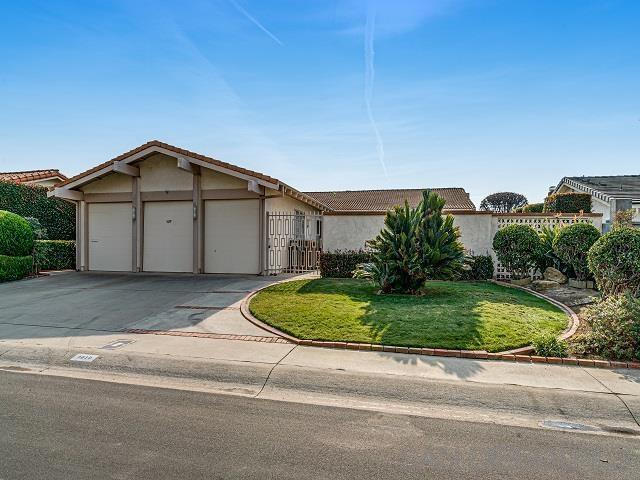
[240,279,637,370]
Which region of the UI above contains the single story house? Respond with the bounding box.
[50,141,476,275]
[0,169,68,188]
[552,175,640,227]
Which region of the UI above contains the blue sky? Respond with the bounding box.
[1,0,638,205]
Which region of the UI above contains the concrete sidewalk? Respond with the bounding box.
[1,322,639,396]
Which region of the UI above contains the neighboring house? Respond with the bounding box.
[50,141,475,275]
[552,175,640,228]
[0,169,68,188]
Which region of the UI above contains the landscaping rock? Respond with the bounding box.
[543,267,567,284]
[511,278,532,286]
[531,280,560,291]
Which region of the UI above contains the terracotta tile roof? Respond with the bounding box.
[58,140,280,188]
[303,188,476,213]
[0,169,67,184]
[56,140,330,210]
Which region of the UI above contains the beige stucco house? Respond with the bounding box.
[51,140,602,277]
[50,141,480,275]
[0,169,68,188]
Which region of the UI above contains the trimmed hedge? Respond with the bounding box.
[0,210,34,256]
[34,240,76,271]
[587,227,640,296]
[515,203,544,213]
[0,255,33,282]
[0,181,75,240]
[320,250,372,278]
[460,254,494,280]
[543,192,591,213]
[492,225,541,279]
[552,223,600,281]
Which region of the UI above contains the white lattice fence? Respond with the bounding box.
[493,214,601,280]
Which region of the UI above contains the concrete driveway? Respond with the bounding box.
[0,272,283,342]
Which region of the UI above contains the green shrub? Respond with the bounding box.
[0,181,75,240]
[587,227,640,296]
[354,190,465,294]
[552,223,600,281]
[492,225,541,279]
[320,250,372,278]
[34,240,76,271]
[543,192,591,213]
[0,210,34,256]
[0,255,33,282]
[576,294,640,361]
[536,226,571,274]
[460,254,494,280]
[515,203,544,213]
[532,333,568,358]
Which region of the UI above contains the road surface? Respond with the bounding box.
[1,371,638,479]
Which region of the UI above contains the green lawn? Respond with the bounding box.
[249,279,568,352]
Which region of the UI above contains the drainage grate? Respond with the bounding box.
[540,420,599,432]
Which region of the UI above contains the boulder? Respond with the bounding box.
[543,267,567,284]
[531,280,560,291]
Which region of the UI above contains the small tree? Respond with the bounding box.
[552,223,600,281]
[587,227,640,297]
[355,190,464,294]
[492,225,541,279]
[480,192,528,213]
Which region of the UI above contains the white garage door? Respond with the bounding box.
[204,199,260,274]
[143,201,193,272]
[88,203,132,271]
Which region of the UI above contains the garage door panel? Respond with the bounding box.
[143,201,193,273]
[204,200,260,274]
[88,203,132,271]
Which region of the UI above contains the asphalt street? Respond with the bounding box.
[1,371,639,480]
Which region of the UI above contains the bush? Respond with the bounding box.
[354,190,465,294]
[543,192,591,213]
[34,240,76,271]
[515,203,544,213]
[552,223,600,281]
[0,181,75,240]
[587,227,640,296]
[492,225,541,279]
[460,254,494,280]
[0,210,34,256]
[320,250,372,278]
[532,333,568,358]
[0,255,33,282]
[576,294,640,361]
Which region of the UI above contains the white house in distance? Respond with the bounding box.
[0,169,68,188]
[552,175,640,227]
[50,140,601,276]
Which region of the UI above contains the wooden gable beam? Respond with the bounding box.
[113,161,140,177]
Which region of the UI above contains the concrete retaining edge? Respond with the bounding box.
[240,278,637,370]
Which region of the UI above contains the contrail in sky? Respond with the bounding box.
[228,0,283,46]
[364,5,387,176]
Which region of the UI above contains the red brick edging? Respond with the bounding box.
[239,280,638,370]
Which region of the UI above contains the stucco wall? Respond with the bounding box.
[265,192,319,213]
[453,213,493,255]
[139,154,193,192]
[323,215,384,251]
[81,172,132,193]
[324,213,495,254]
[201,168,247,189]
